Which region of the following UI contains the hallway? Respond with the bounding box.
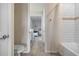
[21,37,60,56]
[0,3,79,56]
[30,37,45,56]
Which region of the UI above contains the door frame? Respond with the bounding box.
[42,9,46,52]
[27,4,31,53]
[8,3,14,56]
[27,4,46,53]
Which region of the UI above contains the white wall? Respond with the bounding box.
[75,4,79,16]
[63,3,75,43]
[63,20,75,42]
[45,4,57,52]
[45,4,63,53]
[75,3,79,44]
[63,3,75,16]
[63,3,79,44]
[31,16,41,31]
[14,4,28,45]
[30,4,46,16]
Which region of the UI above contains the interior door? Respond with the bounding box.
[0,3,13,56]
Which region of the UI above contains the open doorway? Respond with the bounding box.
[30,16,42,40]
[26,4,46,55]
[28,15,45,55]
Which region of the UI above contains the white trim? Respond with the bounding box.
[42,9,46,53]
[27,4,30,53]
[8,3,14,56]
[44,7,48,53]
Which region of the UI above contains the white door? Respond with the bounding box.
[0,3,14,56]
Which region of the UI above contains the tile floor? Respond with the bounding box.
[21,37,61,56]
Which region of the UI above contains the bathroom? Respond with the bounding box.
[14,3,79,56]
[62,3,79,56]
[14,3,61,56]
[14,3,48,56]
[0,3,79,56]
